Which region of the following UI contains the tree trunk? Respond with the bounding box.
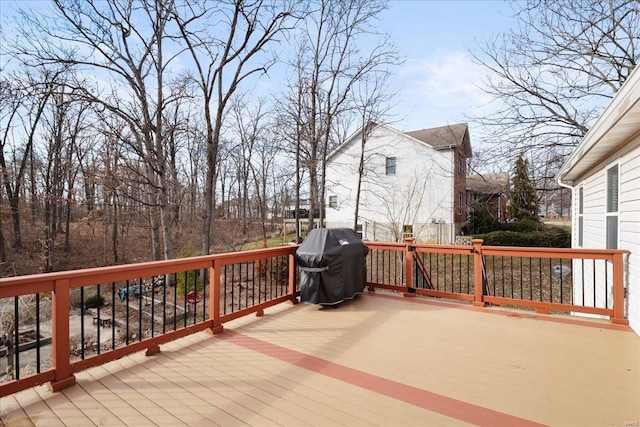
[0,197,7,264]
[353,129,366,230]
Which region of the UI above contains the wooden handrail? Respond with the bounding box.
[0,245,299,396]
[364,239,629,323]
[1,240,630,398]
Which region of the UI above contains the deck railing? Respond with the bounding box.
[0,246,298,397]
[0,238,629,397]
[366,238,629,324]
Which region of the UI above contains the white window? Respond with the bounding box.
[605,164,619,249]
[577,186,584,247]
[355,223,363,239]
[329,195,338,209]
[402,224,413,238]
[385,157,396,175]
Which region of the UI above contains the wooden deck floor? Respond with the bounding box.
[2,291,639,426]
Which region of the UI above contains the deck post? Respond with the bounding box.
[288,250,299,304]
[208,259,223,334]
[403,237,416,297]
[611,252,629,325]
[49,279,76,392]
[472,239,486,307]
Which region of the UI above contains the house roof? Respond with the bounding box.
[557,65,640,182]
[467,173,509,194]
[406,123,472,157]
[327,121,472,162]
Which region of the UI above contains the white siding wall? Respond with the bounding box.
[325,126,454,243]
[620,139,640,333]
[574,135,640,334]
[574,169,610,313]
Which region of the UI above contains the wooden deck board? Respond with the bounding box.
[1,291,638,426]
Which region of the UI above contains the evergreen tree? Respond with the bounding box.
[508,156,539,222]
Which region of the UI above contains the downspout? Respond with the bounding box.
[556,175,575,244]
[556,174,582,317]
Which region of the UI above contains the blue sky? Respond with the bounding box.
[0,0,515,138]
[379,1,515,132]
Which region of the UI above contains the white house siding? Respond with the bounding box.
[572,135,640,333]
[573,170,610,313]
[619,139,640,333]
[325,125,455,243]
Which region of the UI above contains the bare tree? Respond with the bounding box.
[9,0,194,261]
[0,68,64,251]
[227,95,274,239]
[172,0,299,256]
[351,71,398,231]
[361,162,451,243]
[284,0,399,231]
[473,0,639,171]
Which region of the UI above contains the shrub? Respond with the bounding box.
[175,243,204,295]
[465,215,541,235]
[500,219,540,233]
[474,226,570,248]
[176,270,204,296]
[84,294,105,309]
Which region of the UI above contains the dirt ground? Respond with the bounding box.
[2,213,276,277]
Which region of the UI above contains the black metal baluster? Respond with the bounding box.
[80,287,85,359]
[376,249,381,283]
[491,256,496,296]
[510,257,514,299]
[239,263,244,310]
[500,257,505,298]
[201,270,207,320]
[193,270,198,324]
[549,259,553,303]
[443,254,448,292]
[581,259,586,306]
[224,265,228,315]
[173,273,178,331]
[538,258,543,302]
[138,278,143,340]
[268,258,273,299]
[162,275,167,334]
[36,292,41,372]
[529,258,533,300]
[252,261,256,307]
[428,253,433,290]
[605,261,609,308]
[519,258,524,300]
[466,254,471,294]
[458,254,462,293]
[592,260,597,307]
[150,277,155,337]
[236,264,241,311]
[111,282,116,350]
[559,259,564,303]
[244,262,248,309]
[183,272,188,328]
[385,250,390,285]
[96,285,101,354]
[14,296,19,380]
[125,280,130,345]
[437,253,441,291]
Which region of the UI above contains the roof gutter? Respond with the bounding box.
[556,176,574,192]
[557,178,574,227]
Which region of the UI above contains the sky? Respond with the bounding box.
[377,0,515,133]
[0,0,516,141]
